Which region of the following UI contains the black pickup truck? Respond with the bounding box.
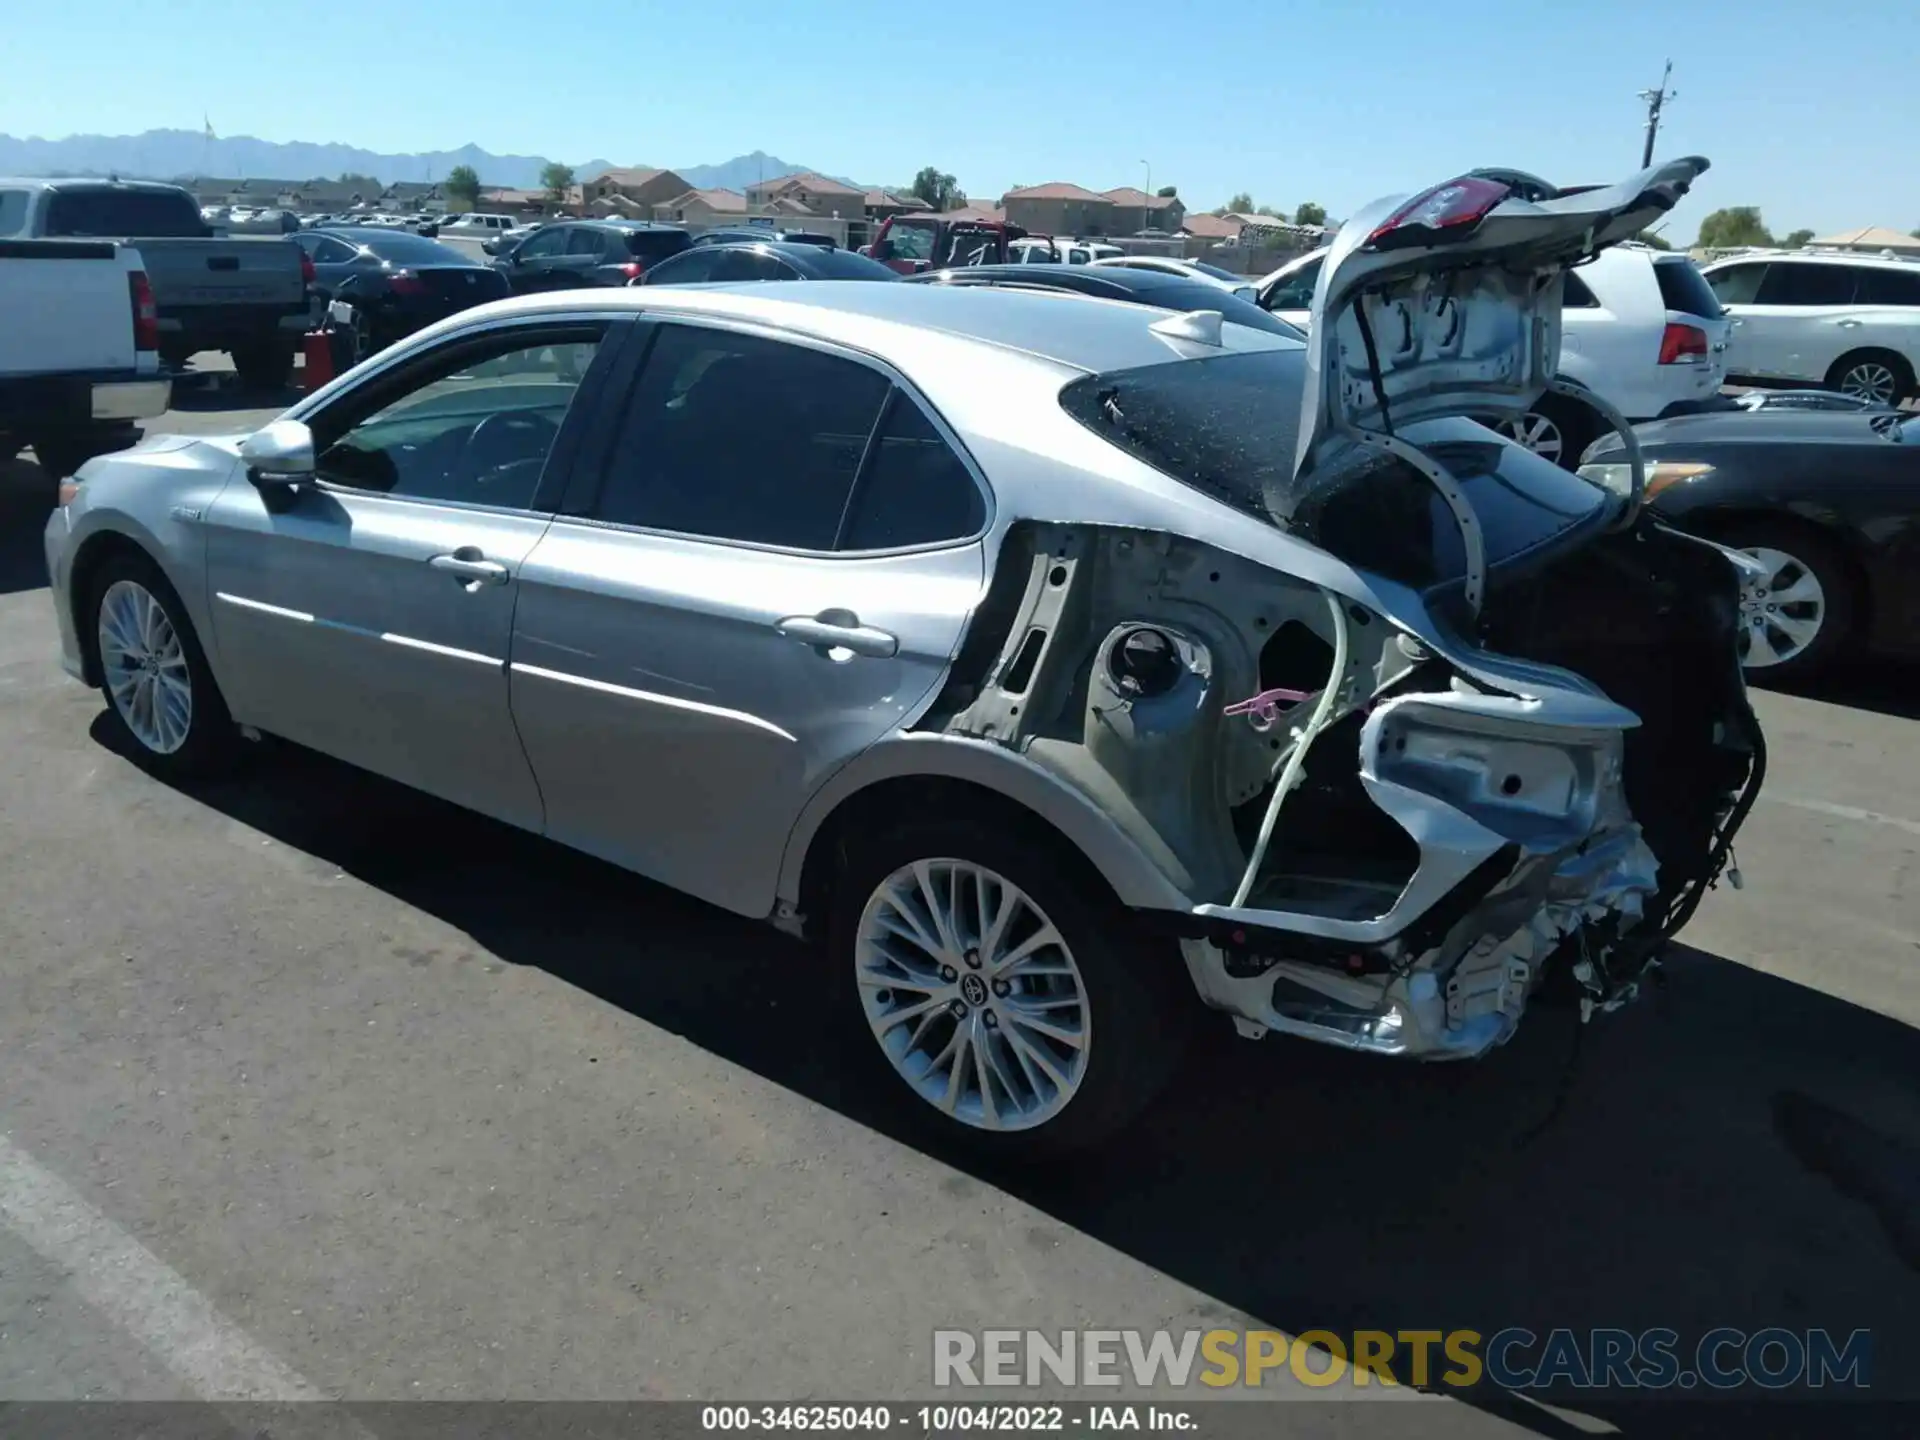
[0,178,317,388]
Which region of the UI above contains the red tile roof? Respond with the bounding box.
[1101,187,1178,210]
[1002,183,1112,203]
[664,187,748,213]
[1181,213,1244,239]
[754,171,864,198]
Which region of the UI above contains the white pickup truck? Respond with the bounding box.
[0,238,172,480]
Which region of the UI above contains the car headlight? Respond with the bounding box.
[1576,460,1715,501]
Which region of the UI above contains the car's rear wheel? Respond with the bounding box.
[829,815,1193,1157]
[1712,519,1855,682]
[1491,392,1598,469]
[88,552,238,778]
[1825,349,1913,407]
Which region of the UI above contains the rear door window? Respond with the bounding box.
[1653,260,1725,318]
[1704,263,1767,305]
[838,396,986,550]
[1755,264,1856,306]
[585,324,891,550]
[1562,273,1600,308]
[566,227,609,257]
[1855,267,1920,306]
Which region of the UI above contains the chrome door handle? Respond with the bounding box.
[429,548,510,585]
[777,613,898,659]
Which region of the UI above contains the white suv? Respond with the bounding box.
[1699,250,1920,405]
[435,213,518,239]
[1257,244,1733,465]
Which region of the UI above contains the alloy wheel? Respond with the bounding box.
[854,859,1090,1132]
[1734,546,1826,669]
[1495,411,1564,463]
[97,579,194,754]
[1837,361,1898,406]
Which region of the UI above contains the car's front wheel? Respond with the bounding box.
[88,553,238,778]
[1713,519,1855,681]
[1826,349,1914,407]
[830,815,1194,1156]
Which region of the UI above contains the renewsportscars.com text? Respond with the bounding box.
[932,1328,1872,1391]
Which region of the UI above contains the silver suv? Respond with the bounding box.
[1702,249,1920,404]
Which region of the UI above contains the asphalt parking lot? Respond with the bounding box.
[0,369,1915,1434]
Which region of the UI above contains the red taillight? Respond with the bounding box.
[387,270,427,295]
[618,261,645,280]
[1367,177,1511,250]
[1658,322,1708,365]
[129,270,159,352]
[299,249,317,285]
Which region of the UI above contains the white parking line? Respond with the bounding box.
[0,1131,325,1401]
[1759,794,1920,838]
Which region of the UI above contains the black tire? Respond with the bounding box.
[1710,518,1856,683]
[1824,349,1914,407]
[828,812,1196,1158]
[87,550,239,779]
[232,343,296,392]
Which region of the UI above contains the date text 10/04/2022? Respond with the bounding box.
[701,1407,1195,1431]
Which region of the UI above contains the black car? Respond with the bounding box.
[639,242,898,285]
[904,263,1306,339]
[1582,407,1920,679]
[297,227,509,355]
[493,220,691,292]
[691,227,837,250]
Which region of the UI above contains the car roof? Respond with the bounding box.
[0,176,188,192]
[451,280,1299,375]
[1703,250,1920,271]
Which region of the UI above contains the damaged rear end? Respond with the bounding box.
[918,158,1764,1060]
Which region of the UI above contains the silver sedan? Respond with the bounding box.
[46,215,1757,1157]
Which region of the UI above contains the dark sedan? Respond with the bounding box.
[691,227,837,250]
[638,242,897,285]
[493,220,692,293]
[296,227,508,355]
[1581,407,1920,679]
[903,263,1306,339]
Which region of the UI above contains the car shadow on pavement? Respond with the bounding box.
[1753,658,1920,723]
[162,368,302,414]
[91,718,1920,1437]
[0,457,54,594]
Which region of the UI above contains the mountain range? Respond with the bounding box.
[0,131,844,195]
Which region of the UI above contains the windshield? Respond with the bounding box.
[1059,349,1612,591]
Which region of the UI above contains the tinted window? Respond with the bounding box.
[44,188,205,237]
[1562,273,1599,308]
[1705,263,1766,305]
[1653,259,1725,318]
[310,326,606,509]
[591,325,890,549]
[884,223,936,262]
[642,249,723,285]
[307,234,359,264]
[351,231,471,265]
[1855,267,1920,305]
[625,229,692,262]
[0,190,26,236]
[514,227,569,258]
[566,227,610,257]
[811,249,900,280]
[1756,264,1856,306]
[711,248,791,281]
[1190,261,1244,283]
[840,396,985,550]
[1263,255,1322,310]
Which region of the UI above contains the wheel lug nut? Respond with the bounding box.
[963,948,981,970]
[991,978,1010,998]
[983,1012,998,1029]
[875,989,892,1005]
[940,965,957,983]
[950,1000,968,1018]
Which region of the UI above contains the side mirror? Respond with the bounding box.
[238,419,316,491]
[870,240,894,261]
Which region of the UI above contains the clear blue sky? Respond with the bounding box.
[5,0,1916,242]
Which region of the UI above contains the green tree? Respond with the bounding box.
[1782,228,1815,249]
[911,166,963,212]
[1216,191,1254,216]
[1694,206,1773,250]
[1293,201,1327,227]
[1910,227,1920,240]
[1255,204,1285,218]
[444,164,482,211]
[540,162,575,206]
[1156,185,1178,198]
[336,171,382,190]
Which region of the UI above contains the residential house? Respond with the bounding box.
[1101,187,1185,234]
[745,172,868,220]
[1807,226,1920,257]
[1000,183,1115,236]
[583,167,693,219]
[1180,213,1244,241]
[863,188,919,223]
[657,187,750,225]
[380,181,446,213]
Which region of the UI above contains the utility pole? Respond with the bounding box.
[1639,61,1675,168]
